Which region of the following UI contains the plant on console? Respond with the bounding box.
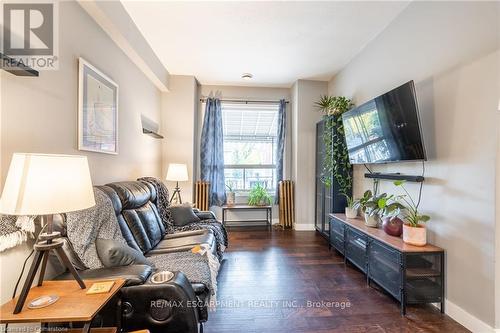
[354,190,404,228]
[247,183,272,206]
[225,182,236,207]
[394,180,430,246]
[315,96,354,213]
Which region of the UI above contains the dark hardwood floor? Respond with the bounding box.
[204,228,469,333]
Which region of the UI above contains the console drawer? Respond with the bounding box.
[331,217,345,236]
[345,227,367,273]
[331,232,344,254]
[369,240,401,300]
[329,217,345,253]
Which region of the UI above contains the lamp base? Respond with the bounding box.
[13,216,86,314]
[170,181,183,204]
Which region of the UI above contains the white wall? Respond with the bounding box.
[0,1,162,304]
[78,0,170,92]
[161,75,198,202]
[198,85,291,222]
[328,1,499,330]
[291,80,327,230]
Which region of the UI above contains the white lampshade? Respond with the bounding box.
[0,153,96,215]
[166,163,188,182]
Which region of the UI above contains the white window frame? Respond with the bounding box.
[222,103,278,193]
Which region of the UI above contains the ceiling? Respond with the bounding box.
[122,1,409,88]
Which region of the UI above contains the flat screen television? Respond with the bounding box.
[341,81,426,164]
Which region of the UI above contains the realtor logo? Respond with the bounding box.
[2,1,59,70]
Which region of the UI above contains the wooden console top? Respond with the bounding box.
[330,213,444,253]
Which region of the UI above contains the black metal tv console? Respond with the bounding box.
[329,213,445,315]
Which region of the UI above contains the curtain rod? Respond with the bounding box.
[199,97,289,104]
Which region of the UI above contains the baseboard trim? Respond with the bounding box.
[443,299,496,333]
[293,224,316,231]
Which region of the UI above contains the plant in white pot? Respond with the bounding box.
[225,182,236,207]
[353,190,379,227]
[359,191,404,228]
[394,180,430,246]
[342,193,358,219]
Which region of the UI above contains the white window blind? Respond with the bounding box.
[222,102,279,192]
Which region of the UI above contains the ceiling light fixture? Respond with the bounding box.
[241,73,253,80]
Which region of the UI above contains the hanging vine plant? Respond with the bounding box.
[315,96,354,197]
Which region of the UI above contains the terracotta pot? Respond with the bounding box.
[382,217,403,237]
[345,207,358,219]
[226,192,236,207]
[403,224,427,246]
[364,213,380,228]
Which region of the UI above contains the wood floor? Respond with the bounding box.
[204,228,469,333]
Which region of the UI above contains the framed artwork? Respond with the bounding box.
[78,57,119,154]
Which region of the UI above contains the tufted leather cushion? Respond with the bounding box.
[106,182,166,253]
[97,185,142,252]
[107,182,151,209]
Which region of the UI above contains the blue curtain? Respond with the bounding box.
[200,98,226,206]
[274,99,287,204]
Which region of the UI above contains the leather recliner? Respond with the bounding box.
[51,180,222,333]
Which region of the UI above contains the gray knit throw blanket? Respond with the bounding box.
[148,249,219,300]
[66,187,127,269]
[138,177,228,258]
[0,215,36,252]
[66,187,217,297]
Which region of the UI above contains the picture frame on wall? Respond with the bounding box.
[78,57,119,154]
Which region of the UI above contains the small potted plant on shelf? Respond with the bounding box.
[225,182,236,207]
[342,193,358,219]
[394,180,430,246]
[248,183,272,206]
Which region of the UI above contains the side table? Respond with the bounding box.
[0,279,125,333]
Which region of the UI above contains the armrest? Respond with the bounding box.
[194,210,217,220]
[120,271,200,333]
[53,264,153,287]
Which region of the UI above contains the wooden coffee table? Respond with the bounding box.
[0,279,125,333]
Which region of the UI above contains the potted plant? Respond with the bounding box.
[358,191,404,228]
[225,182,236,207]
[353,190,377,226]
[342,193,358,219]
[248,183,272,206]
[353,190,372,219]
[315,96,354,209]
[394,180,430,246]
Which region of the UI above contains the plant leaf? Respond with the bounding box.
[419,215,431,222]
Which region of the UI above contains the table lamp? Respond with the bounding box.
[166,163,188,204]
[0,153,95,313]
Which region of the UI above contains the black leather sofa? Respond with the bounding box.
[50,181,223,333]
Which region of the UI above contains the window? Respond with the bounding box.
[222,102,279,192]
